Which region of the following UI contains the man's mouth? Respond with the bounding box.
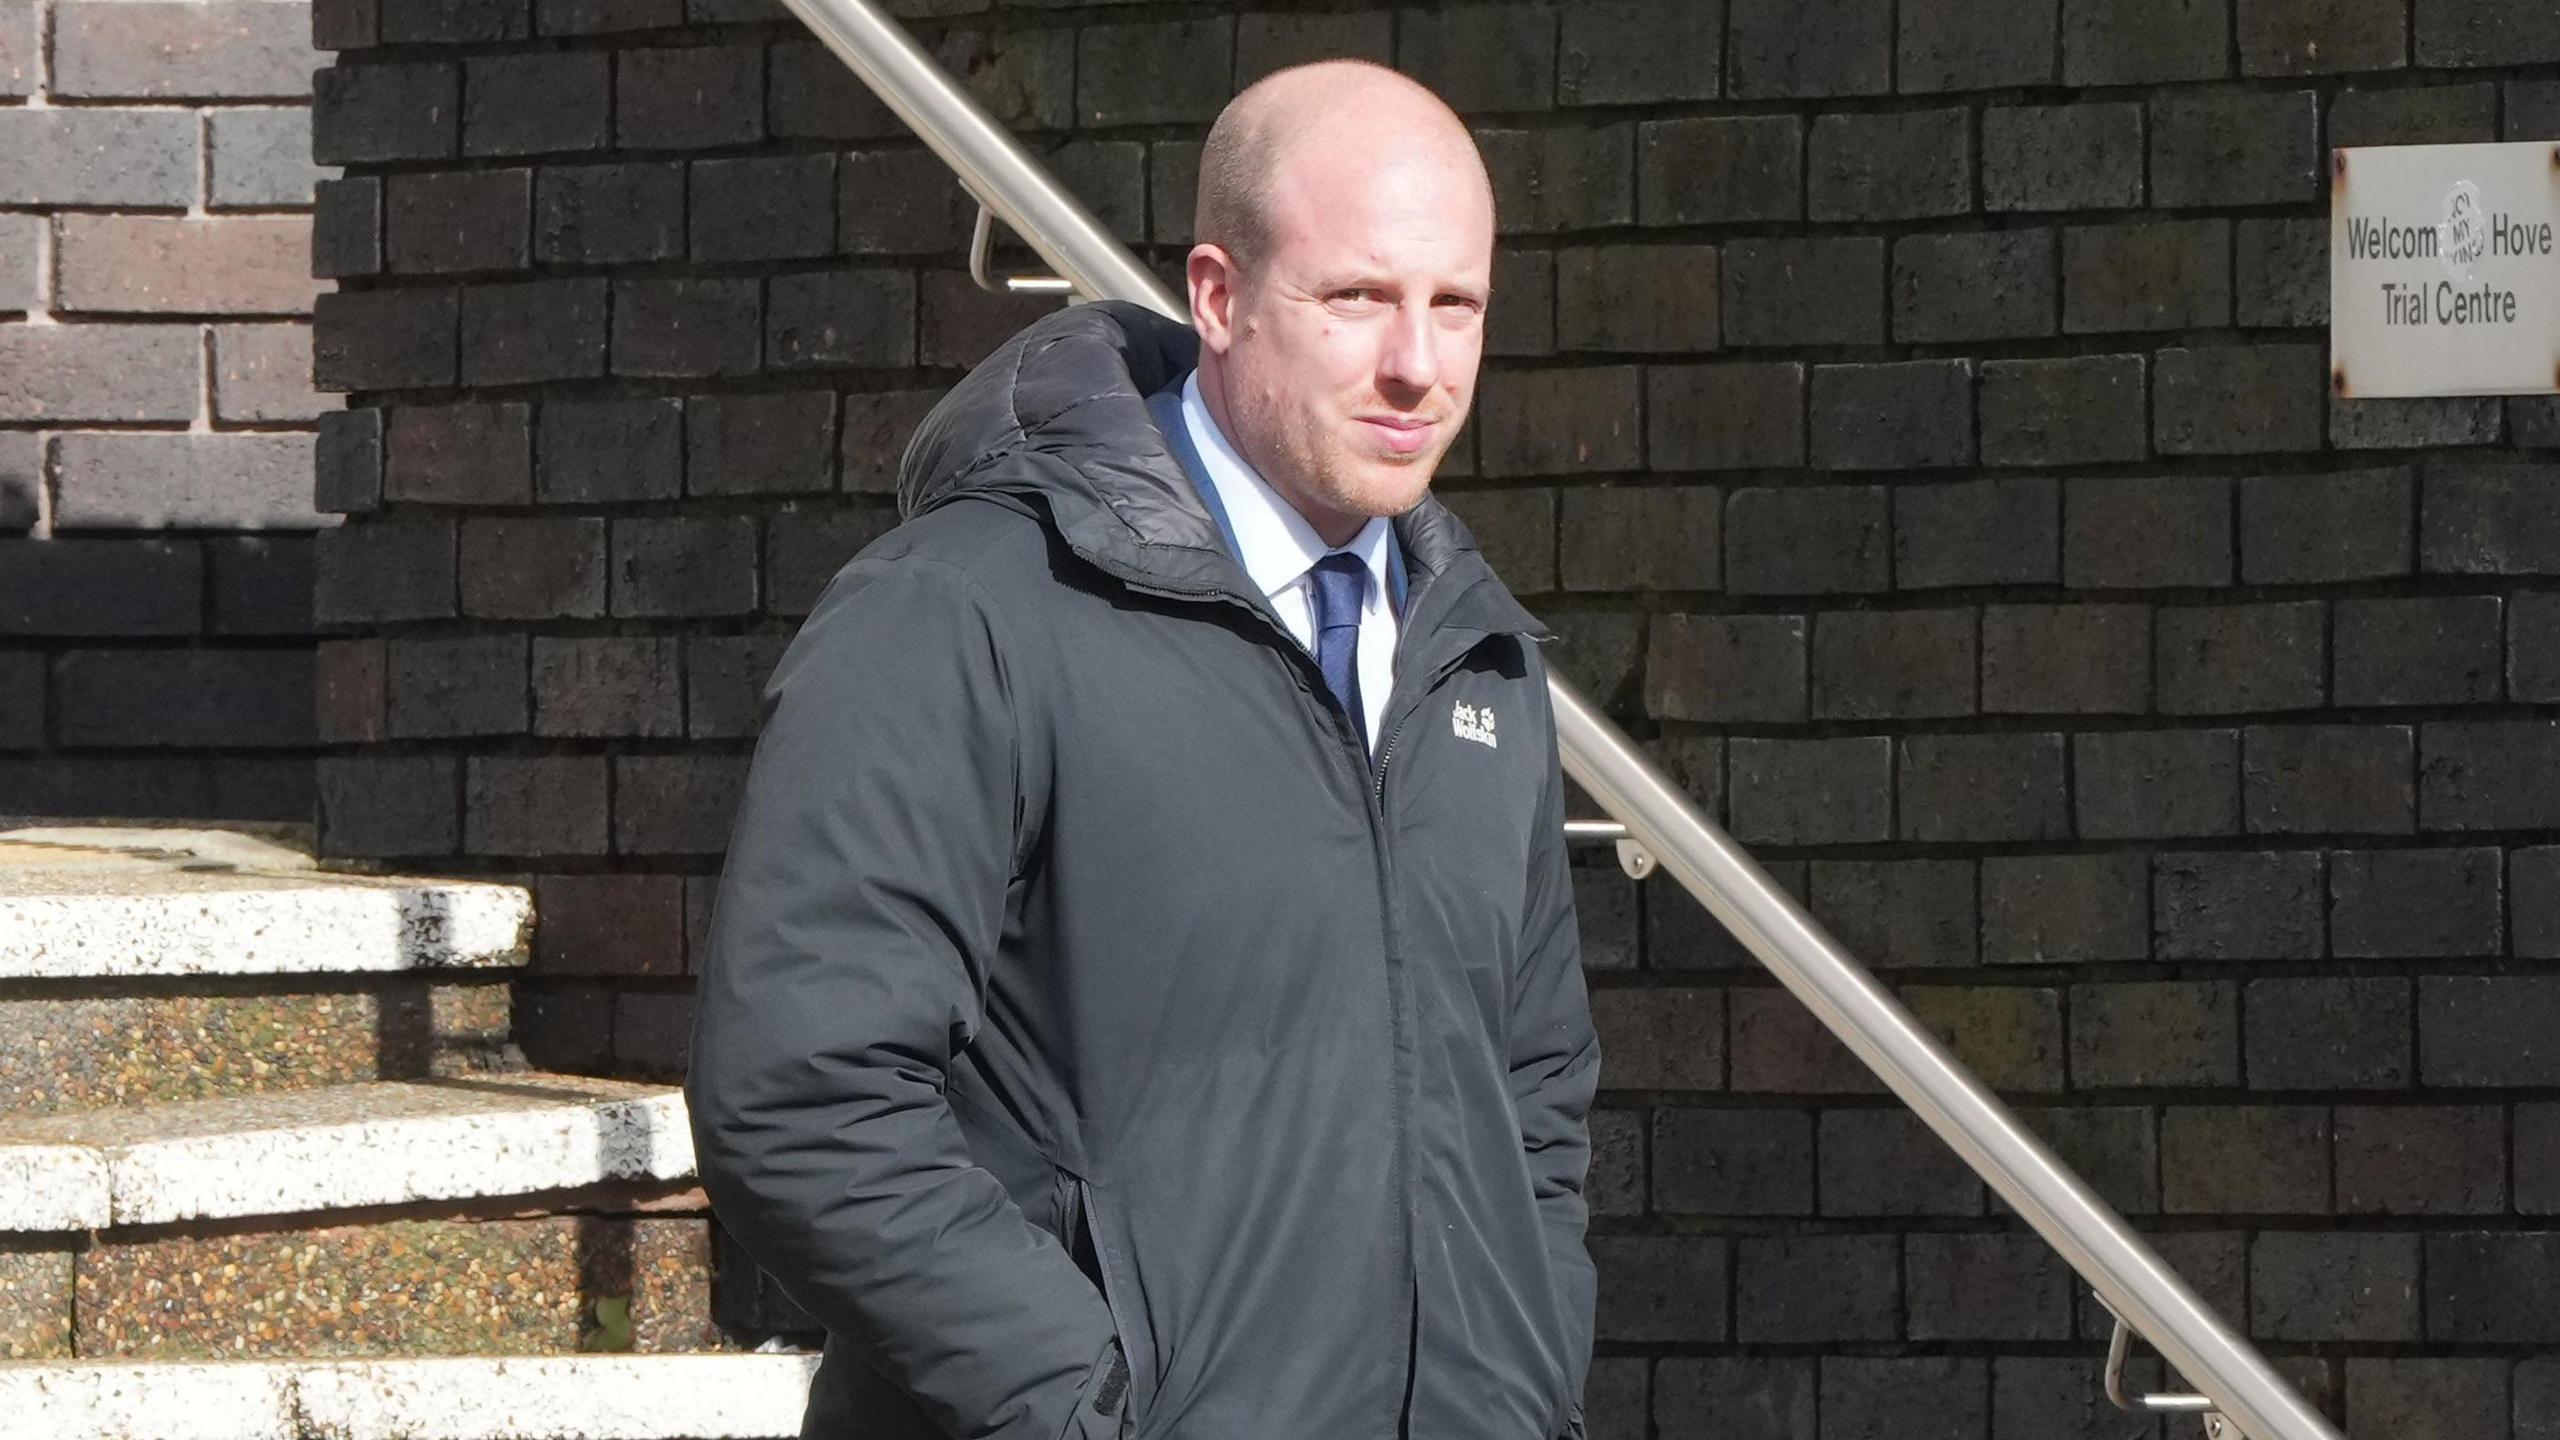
[1356,415,1438,456]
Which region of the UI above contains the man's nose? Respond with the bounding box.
[1377,301,1440,396]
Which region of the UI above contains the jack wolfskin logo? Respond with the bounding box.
[1452,701,1498,748]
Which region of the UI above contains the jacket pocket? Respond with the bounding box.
[1064,1175,1143,1437]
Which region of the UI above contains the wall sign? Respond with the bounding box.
[2330,141,2560,398]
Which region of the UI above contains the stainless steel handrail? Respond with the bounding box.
[770,4,2349,1437]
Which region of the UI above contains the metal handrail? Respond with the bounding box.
[770,4,2349,1437]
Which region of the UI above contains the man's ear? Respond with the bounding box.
[1187,244,1241,356]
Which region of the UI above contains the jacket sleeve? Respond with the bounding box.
[1511,677,1601,1427]
[685,554,1124,1440]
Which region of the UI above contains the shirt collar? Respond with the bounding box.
[1181,371,1393,611]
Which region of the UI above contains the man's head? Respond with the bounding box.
[1187,62,1495,547]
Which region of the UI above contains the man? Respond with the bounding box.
[687,60,1597,1440]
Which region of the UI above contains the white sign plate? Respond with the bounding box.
[2331,141,2560,398]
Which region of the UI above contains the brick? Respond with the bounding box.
[2515,79,2560,140]
[310,0,378,48]
[2329,82,2497,151]
[459,278,607,388]
[1981,603,2146,713]
[1397,4,1554,113]
[1077,17,1229,126]
[315,519,454,626]
[840,389,940,494]
[55,214,316,315]
[1637,115,1800,225]
[839,149,971,255]
[1810,611,1974,720]
[1735,1235,1896,1341]
[54,650,313,749]
[1477,125,1634,234]
[1560,488,1717,592]
[939,27,1075,135]
[2063,221,2230,333]
[1808,109,1972,221]
[2516,591,2560,702]
[1646,614,1805,724]
[2418,0,2560,65]
[2420,975,2560,1086]
[1727,0,1890,98]
[2162,1105,2329,1212]
[312,63,458,165]
[2526,1362,2560,1440]
[611,516,757,618]
[315,408,384,516]
[1822,1358,1984,1440]
[1892,231,2057,344]
[466,757,607,857]
[315,639,384,745]
[2424,465,2560,574]
[2063,0,2229,83]
[2421,720,2560,831]
[614,992,696,1076]
[1556,246,1717,353]
[692,154,836,264]
[1559,0,1720,106]
[2337,1105,2505,1215]
[0,430,35,532]
[1897,733,2068,843]
[1647,363,1801,471]
[2247,976,2411,1088]
[317,756,456,859]
[2154,849,2323,960]
[2239,0,2407,73]
[1721,237,1884,348]
[51,433,319,532]
[768,271,917,373]
[2349,1359,2512,1440]
[1907,1234,2070,1340]
[208,109,323,208]
[0,324,198,424]
[1234,10,1393,82]
[1656,1359,1812,1440]
[1594,1235,1727,1343]
[2239,470,2412,584]
[513,985,610,1073]
[54,2,307,97]
[531,875,683,978]
[2243,724,2412,835]
[1983,103,2143,212]
[533,637,682,739]
[1728,737,1890,846]
[1725,486,1889,595]
[2333,845,2500,959]
[210,325,325,426]
[1587,987,1720,1091]
[2071,981,2239,1088]
[2253,1233,2419,1340]
[2152,91,2321,207]
[1652,1108,1810,1214]
[0,0,32,97]
[1585,1109,1643,1218]
[2528,1106,2560,1213]
[1906,985,2064,1091]
[538,397,681,505]
[617,45,762,149]
[2155,345,2327,455]
[2023,1106,2160,1214]
[1810,361,1974,471]
[0,213,36,313]
[1442,489,1554,595]
[379,0,529,42]
[460,517,604,621]
[2158,602,2326,715]
[535,162,684,265]
[2524,847,2560,959]
[1979,355,2146,467]
[1983,853,2147,963]
[684,634,785,741]
[766,39,896,141]
[1550,612,1643,715]
[316,286,458,391]
[2074,729,2240,840]
[613,279,760,380]
[387,636,527,739]
[2064,476,2231,589]
[464,51,610,157]
[2424,1234,2560,1341]
[2330,395,2503,450]
[1573,867,1639,970]
[0,108,204,207]
[1729,982,1884,1092]
[614,754,750,856]
[1898,0,2057,91]
[313,178,383,281]
[1478,368,1640,477]
[1810,858,1975,966]
[1483,248,1551,358]
[689,392,837,498]
[763,505,895,616]
[1994,1359,2164,1440]
[387,170,531,275]
[2238,217,2327,327]
[384,403,531,506]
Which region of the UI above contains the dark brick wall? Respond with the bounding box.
[313,1,2560,1434]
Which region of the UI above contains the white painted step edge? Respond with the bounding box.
[4,1088,694,1233]
[0,879,533,980]
[0,1352,822,1440]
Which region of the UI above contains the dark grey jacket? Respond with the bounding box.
[686,301,1598,1440]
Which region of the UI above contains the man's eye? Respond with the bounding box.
[1331,289,1385,307]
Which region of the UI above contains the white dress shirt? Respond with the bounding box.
[1180,372,1399,753]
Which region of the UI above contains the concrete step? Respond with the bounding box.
[0,828,530,981]
[1,1074,692,1232]
[2,1351,820,1439]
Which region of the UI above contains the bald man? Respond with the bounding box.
[689,61,1597,1440]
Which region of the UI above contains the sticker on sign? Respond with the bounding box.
[2331,141,2560,398]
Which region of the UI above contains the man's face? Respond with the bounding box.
[1191,138,1495,545]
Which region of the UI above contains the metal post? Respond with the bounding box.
[765,3,2354,1437]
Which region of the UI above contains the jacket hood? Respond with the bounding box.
[897,301,1532,629]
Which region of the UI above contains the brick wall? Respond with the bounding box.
[310,1,2560,1436]
[0,0,334,821]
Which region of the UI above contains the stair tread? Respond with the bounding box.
[1,1073,693,1232]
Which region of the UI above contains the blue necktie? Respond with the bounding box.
[1307,551,1368,751]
